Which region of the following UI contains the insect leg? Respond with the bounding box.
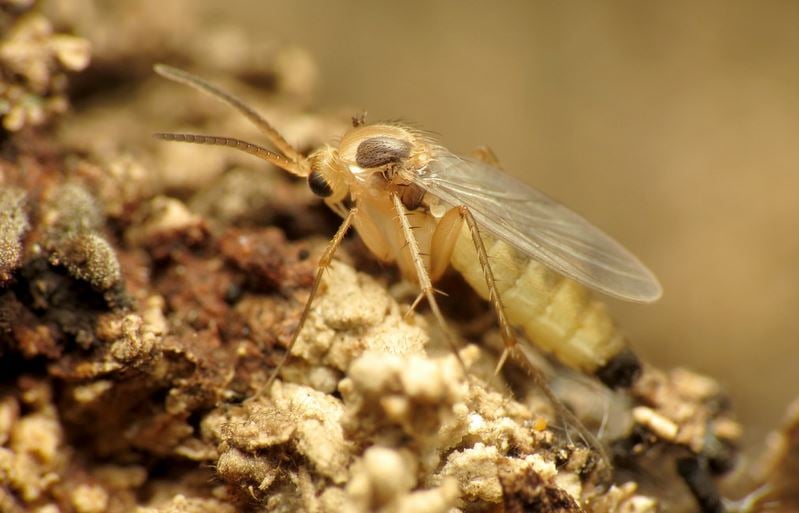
[390,194,467,372]
[456,205,516,374]
[429,206,465,282]
[399,207,464,321]
[403,292,426,319]
[260,207,358,394]
[458,205,611,474]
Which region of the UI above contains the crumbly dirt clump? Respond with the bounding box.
[0,3,90,131]
[0,119,657,512]
[0,3,786,513]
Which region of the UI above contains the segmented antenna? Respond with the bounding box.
[154,64,304,167]
[154,132,302,175]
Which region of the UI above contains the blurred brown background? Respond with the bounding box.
[59,1,799,452]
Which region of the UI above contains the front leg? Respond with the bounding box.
[259,207,358,394]
[391,194,467,373]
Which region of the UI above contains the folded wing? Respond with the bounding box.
[414,152,662,303]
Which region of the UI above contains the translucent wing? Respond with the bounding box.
[414,151,662,302]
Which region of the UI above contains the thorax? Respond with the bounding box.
[313,123,444,282]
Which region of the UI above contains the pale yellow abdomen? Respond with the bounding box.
[450,225,631,382]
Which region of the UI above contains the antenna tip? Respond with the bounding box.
[153,63,177,78]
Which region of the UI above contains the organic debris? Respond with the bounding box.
[0,187,28,283]
[0,4,90,131]
[0,3,792,513]
[0,137,661,511]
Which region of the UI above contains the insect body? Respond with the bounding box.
[452,229,642,387]
[154,65,661,391]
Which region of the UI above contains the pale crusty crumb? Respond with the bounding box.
[632,406,679,442]
[210,381,350,486]
[92,465,148,490]
[135,495,236,513]
[345,446,459,513]
[103,313,157,364]
[0,397,19,446]
[125,196,207,249]
[390,479,460,513]
[10,414,62,465]
[216,447,278,491]
[440,443,504,503]
[71,380,114,404]
[161,259,660,512]
[631,365,741,453]
[346,447,417,508]
[588,482,657,513]
[0,385,64,504]
[285,261,428,375]
[71,483,110,513]
[271,381,351,484]
[0,9,90,131]
[33,504,60,513]
[210,402,295,452]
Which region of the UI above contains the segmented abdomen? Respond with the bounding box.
[450,225,634,384]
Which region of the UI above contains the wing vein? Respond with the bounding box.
[412,151,662,302]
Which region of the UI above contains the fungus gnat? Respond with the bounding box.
[153,64,662,462]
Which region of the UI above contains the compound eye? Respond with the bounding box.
[356,137,412,168]
[307,169,333,197]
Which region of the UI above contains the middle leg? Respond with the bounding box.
[456,205,611,473]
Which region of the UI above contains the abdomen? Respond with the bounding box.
[449,225,641,388]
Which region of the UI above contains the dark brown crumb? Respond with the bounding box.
[499,459,584,513]
[0,3,790,513]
